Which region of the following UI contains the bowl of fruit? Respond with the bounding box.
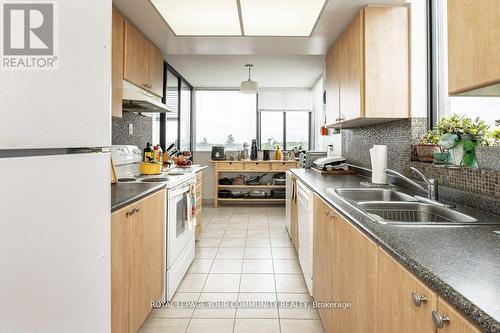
[172,151,193,167]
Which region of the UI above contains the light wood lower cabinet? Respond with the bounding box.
[332,209,379,333]
[195,170,204,240]
[112,189,165,333]
[434,298,481,333]
[377,249,437,333]
[312,196,335,333]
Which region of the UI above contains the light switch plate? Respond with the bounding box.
[128,123,134,135]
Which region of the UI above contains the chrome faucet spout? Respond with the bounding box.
[384,169,427,193]
[384,168,439,201]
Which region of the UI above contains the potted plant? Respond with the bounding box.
[475,121,500,170]
[435,115,489,167]
[415,130,441,162]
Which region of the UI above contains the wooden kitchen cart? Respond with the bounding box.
[210,160,298,207]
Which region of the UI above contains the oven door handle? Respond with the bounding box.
[168,185,192,198]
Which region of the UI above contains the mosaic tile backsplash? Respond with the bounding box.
[112,112,152,150]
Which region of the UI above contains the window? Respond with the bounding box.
[258,111,310,150]
[180,81,192,151]
[195,90,257,151]
[431,0,499,128]
[161,64,193,151]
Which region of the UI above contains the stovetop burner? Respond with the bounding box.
[166,172,184,176]
[118,178,136,182]
[141,178,169,183]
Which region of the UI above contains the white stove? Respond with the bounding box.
[111,145,196,302]
[111,145,196,189]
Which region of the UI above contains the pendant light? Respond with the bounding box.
[240,64,258,94]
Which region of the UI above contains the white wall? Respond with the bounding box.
[409,0,429,117]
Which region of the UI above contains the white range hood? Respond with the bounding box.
[122,80,174,113]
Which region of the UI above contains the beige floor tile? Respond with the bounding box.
[216,247,245,259]
[277,293,319,319]
[270,230,290,239]
[275,274,308,293]
[280,319,324,333]
[195,247,218,259]
[139,318,190,333]
[236,293,278,319]
[148,292,200,319]
[224,229,247,238]
[273,259,302,274]
[234,318,280,333]
[210,259,243,274]
[247,230,270,238]
[245,237,271,248]
[203,273,241,292]
[196,237,222,248]
[244,247,272,259]
[240,274,275,292]
[272,247,297,259]
[177,274,207,293]
[242,259,274,274]
[202,230,226,238]
[193,292,238,319]
[270,238,293,248]
[226,223,248,230]
[186,318,235,333]
[220,237,246,248]
[188,259,214,274]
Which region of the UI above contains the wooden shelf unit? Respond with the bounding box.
[210,160,298,207]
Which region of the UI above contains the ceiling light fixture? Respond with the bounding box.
[240,64,258,94]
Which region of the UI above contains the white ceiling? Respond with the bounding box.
[113,0,406,87]
[166,55,324,88]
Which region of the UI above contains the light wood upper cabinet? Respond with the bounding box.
[112,190,165,333]
[112,7,124,118]
[447,0,500,95]
[332,209,379,333]
[325,41,340,125]
[434,298,481,333]
[312,195,335,333]
[325,5,410,128]
[124,20,164,97]
[147,43,164,97]
[377,249,437,333]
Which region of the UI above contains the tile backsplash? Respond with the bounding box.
[112,112,152,150]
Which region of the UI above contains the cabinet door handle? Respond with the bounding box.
[133,208,140,213]
[432,311,450,329]
[411,291,427,307]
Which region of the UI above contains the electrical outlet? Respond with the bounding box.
[128,123,134,135]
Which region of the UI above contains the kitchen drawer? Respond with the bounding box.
[196,184,202,199]
[217,162,243,171]
[271,161,296,171]
[196,171,203,184]
[244,162,270,171]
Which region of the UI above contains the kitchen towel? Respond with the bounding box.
[370,145,388,184]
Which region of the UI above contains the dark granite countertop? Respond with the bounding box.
[111,182,165,212]
[290,168,500,332]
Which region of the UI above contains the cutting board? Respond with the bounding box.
[310,167,356,175]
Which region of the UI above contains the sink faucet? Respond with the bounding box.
[385,167,439,201]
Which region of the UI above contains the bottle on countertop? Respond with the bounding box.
[144,142,154,162]
[250,139,258,160]
[153,145,159,162]
[275,144,283,160]
[156,144,163,164]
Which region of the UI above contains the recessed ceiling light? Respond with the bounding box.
[150,0,241,36]
[240,0,327,36]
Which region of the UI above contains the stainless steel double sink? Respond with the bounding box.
[328,188,481,225]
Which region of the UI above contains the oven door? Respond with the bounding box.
[166,181,195,268]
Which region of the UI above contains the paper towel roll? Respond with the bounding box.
[370,145,388,184]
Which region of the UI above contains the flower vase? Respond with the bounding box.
[449,144,464,166]
[460,136,478,167]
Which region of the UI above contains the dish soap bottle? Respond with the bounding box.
[275,144,283,160]
[144,142,154,162]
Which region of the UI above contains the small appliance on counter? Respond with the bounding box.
[313,156,348,171]
[299,151,327,168]
[211,146,225,160]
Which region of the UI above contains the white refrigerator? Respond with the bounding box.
[0,1,112,332]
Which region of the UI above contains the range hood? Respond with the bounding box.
[122,80,174,113]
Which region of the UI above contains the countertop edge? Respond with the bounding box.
[290,168,499,333]
[111,183,165,213]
